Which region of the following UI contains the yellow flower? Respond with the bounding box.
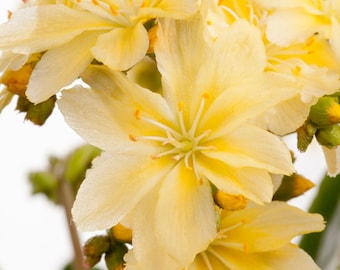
[0,0,197,103]
[58,15,296,267]
[189,202,325,270]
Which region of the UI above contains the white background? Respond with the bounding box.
[0,1,327,270]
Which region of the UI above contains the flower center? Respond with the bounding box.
[129,93,216,179]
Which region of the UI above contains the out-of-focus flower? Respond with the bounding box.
[58,15,296,268]
[189,201,325,270]
[0,0,197,103]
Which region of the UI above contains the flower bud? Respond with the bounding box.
[273,174,315,201]
[316,124,340,148]
[214,190,248,210]
[297,120,317,152]
[309,96,340,126]
[112,223,132,243]
[105,243,128,270]
[83,235,110,268]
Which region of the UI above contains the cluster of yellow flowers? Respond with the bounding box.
[2,0,340,269]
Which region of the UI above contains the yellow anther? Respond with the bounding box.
[305,36,315,47]
[92,0,99,5]
[202,92,210,99]
[292,65,301,76]
[109,4,118,15]
[129,134,137,142]
[243,242,249,254]
[185,166,193,171]
[207,20,212,26]
[141,0,149,8]
[134,109,141,120]
[178,102,184,112]
[241,218,247,224]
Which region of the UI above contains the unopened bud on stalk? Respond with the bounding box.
[105,243,128,270]
[112,223,132,243]
[83,235,111,268]
[214,190,248,210]
[316,124,340,148]
[309,96,340,126]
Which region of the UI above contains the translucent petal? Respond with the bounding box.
[0,5,112,53]
[219,202,325,253]
[27,31,99,103]
[71,149,171,231]
[200,244,321,270]
[91,23,149,71]
[126,188,181,270]
[266,9,328,46]
[58,66,173,151]
[196,155,273,204]
[155,162,217,266]
[203,124,294,174]
[199,73,297,138]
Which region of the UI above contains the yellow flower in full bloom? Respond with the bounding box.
[189,202,325,270]
[58,15,296,268]
[0,0,197,103]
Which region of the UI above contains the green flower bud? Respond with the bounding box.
[16,95,56,125]
[105,243,128,270]
[309,96,340,127]
[28,171,58,202]
[297,121,317,152]
[316,124,340,148]
[83,235,111,268]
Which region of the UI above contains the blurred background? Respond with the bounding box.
[0,1,328,269]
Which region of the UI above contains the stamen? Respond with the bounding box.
[243,242,249,254]
[129,134,137,142]
[92,0,99,5]
[152,148,180,159]
[134,109,141,120]
[188,95,208,137]
[178,104,188,136]
[109,4,119,15]
[140,115,182,138]
[220,5,240,21]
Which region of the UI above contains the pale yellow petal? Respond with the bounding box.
[138,0,197,19]
[203,124,294,174]
[72,149,171,231]
[155,162,217,266]
[330,17,340,62]
[196,156,274,204]
[197,244,320,270]
[27,31,99,103]
[322,146,340,177]
[266,9,328,46]
[58,66,173,151]
[155,16,269,124]
[91,23,149,71]
[0,5,112,53]
[126,188,181,270]
[262,95,311,135]
[199,73,297,138]
[219,201,325,253]
[155,15,208,115]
